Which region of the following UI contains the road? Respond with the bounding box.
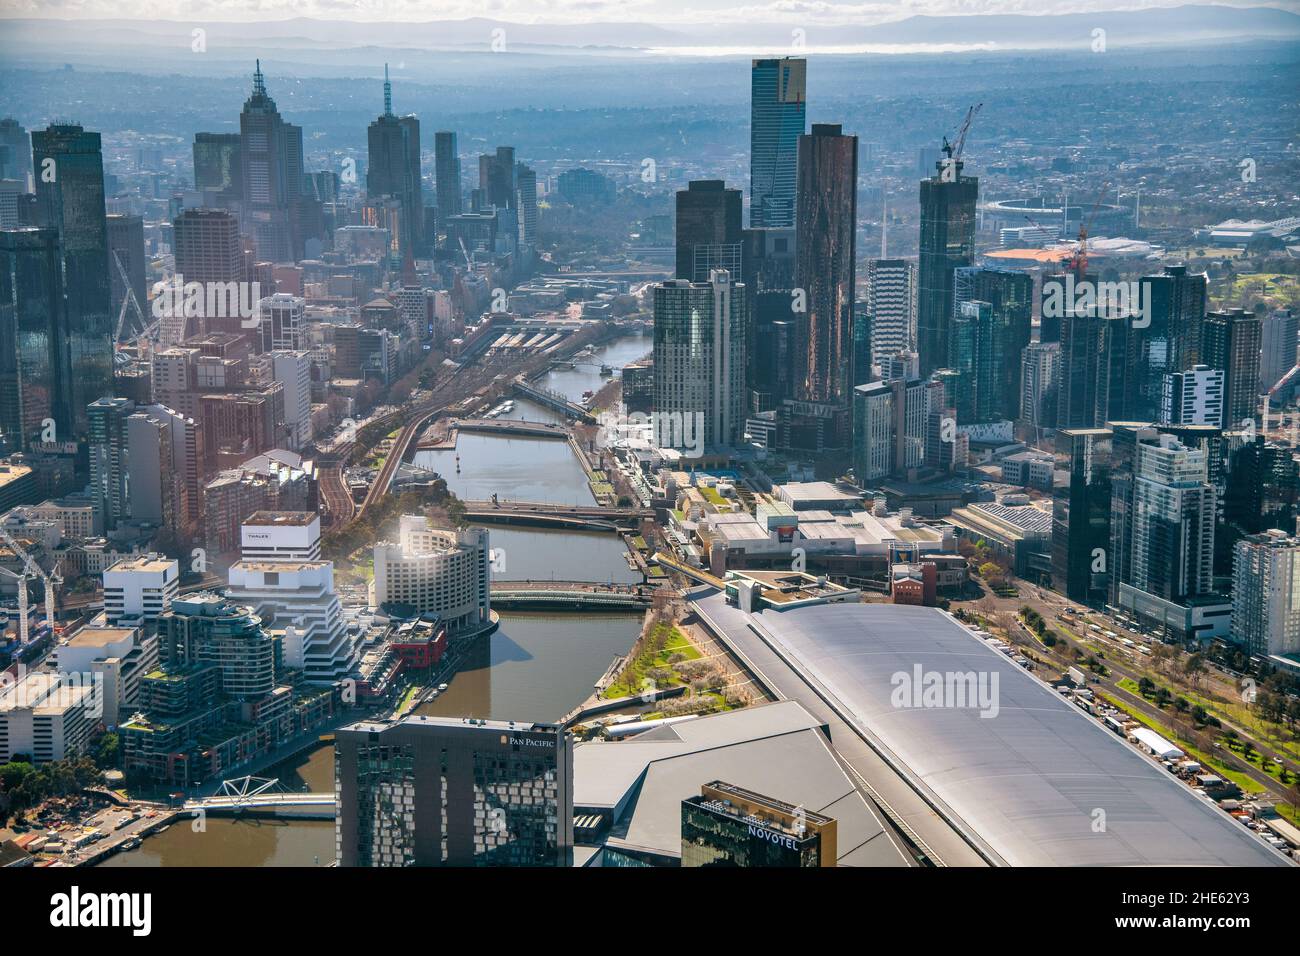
[969,584,1300,804]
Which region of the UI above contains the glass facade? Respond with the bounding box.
[32,124,113,442]
[749,57,806,229]
[916,161,978,377]
[0,227,71,451]
[680,799,822,867]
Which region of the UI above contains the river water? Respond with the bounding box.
[101,334,648,868]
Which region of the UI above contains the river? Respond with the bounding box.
[101,333,649,867]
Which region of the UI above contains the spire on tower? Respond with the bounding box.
[253,59,266,98]
[383,63,392,116]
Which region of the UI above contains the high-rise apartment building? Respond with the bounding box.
[1202,308,1263,428]
[1232,530,1300,659]
[1128,435,1217,604]
[952,266,1032,422]
[515,162,538,247]
[1019,341,1060,431]
[1259,308,1298,392]
[749,57,806,229]
[1161,364,1224,427]
[652,271,748,452]
[864,258,916,367]
[335,715,573,867]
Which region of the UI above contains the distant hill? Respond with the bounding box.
[1,5,1298,60]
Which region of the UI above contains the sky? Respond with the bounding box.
[2,0,1297,25]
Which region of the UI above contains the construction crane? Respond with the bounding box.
[1065,183,1111,277]
[112,251,163,368]
[457,236,474,271]
[941,103,983,164]
[0,527,61,645]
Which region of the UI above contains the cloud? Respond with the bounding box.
[3,0,1295,25]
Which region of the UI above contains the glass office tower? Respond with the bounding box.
[31,123,113,443]
[749,57,806,229]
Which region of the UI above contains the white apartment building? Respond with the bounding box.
[852,382,894,482]
[0,672,97,763]
[1161,364,1225,428]
[865,258,916,366]
[56,625,159,727]
[226,559,356,683]
[271,350,314,450]
[103,554,180,624]
[1232,529,1300,661]
[652,271,747,452]
[373,516,491,635]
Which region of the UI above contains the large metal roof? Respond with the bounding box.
[696,596,1292,867]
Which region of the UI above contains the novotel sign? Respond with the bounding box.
[747,823,801,850]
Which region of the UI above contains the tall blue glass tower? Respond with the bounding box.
[749,58,806,229]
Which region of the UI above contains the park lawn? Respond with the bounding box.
[604,624,701,699]
[1122,677,1300,766]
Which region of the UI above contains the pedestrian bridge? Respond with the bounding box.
[185,776,335,816]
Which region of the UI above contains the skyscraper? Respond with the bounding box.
[1161,365,1224,427]
[789,124,857,451]
[1123,435,1217,615]
[515,163,538,247]
[1052,427,1113,605]
[947,300,996,425]
[478,146,516,211]
[749,57,806,229]
[366,65,424,259]
[0,118,32,186]
[1202,308,1263,428]
[1127,265,1208,421]
[652,271,748,452]
[1232,530,1300,659]
[952,266,1032,422]
[916,150,977,376]
[335,715,574,867]
[865,258,916,367]
[1259,308,1298,392]
[192,131,242,204]
[1054,276,1109,429]
[0,228,72,451]
[1019,341,1059,431]
[433,131,462,223]
[675,180,742,282]
[86,396,136,531]
[239,61,304,263]
[32,123,114,442]
[107,213,146,326]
